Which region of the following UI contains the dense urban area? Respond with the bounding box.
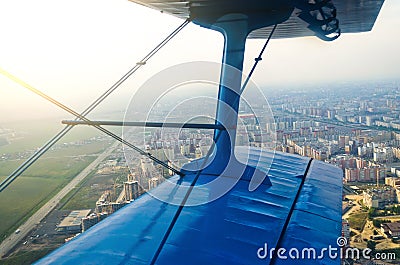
[268,83,400,265]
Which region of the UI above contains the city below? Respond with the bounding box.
[1,81,400,264]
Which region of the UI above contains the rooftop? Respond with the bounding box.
[58,210,91,228]
[384,222,400,232]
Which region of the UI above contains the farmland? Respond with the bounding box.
[0,118,114,242]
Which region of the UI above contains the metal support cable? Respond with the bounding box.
[0,19,189,192]
[79,19,190,117]
[0,70,183,191]
[240,24,277,93]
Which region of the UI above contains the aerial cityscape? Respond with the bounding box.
[0,0,399,264]
[267,83,400,264]
[0,81,400,264]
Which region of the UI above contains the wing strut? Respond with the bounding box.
[150,20,278,265]
[0,19,189,192]
[61,120,225,130]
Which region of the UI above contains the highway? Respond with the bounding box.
[0,141,119,258]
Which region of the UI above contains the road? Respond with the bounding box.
[374,215,400,220]
[277,110,400,132]
[0,141,119,258]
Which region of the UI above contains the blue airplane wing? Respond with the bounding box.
[36,148,342,265]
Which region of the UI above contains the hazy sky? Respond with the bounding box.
[0,0,399,122]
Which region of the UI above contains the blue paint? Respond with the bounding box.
[212,13,248,172]
[181,14,272,190]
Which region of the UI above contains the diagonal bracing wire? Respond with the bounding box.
[240,24,277,94]
[0,69,184,191]
[0,19,189,192]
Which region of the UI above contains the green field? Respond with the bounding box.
[0,156,96,240]
[0,248,55,265]
[348,212,368,231]
[43,141,110,158]
[0,117,115,242]
[0,117,105,154]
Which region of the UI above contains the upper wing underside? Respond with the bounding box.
[128,0,385,39]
